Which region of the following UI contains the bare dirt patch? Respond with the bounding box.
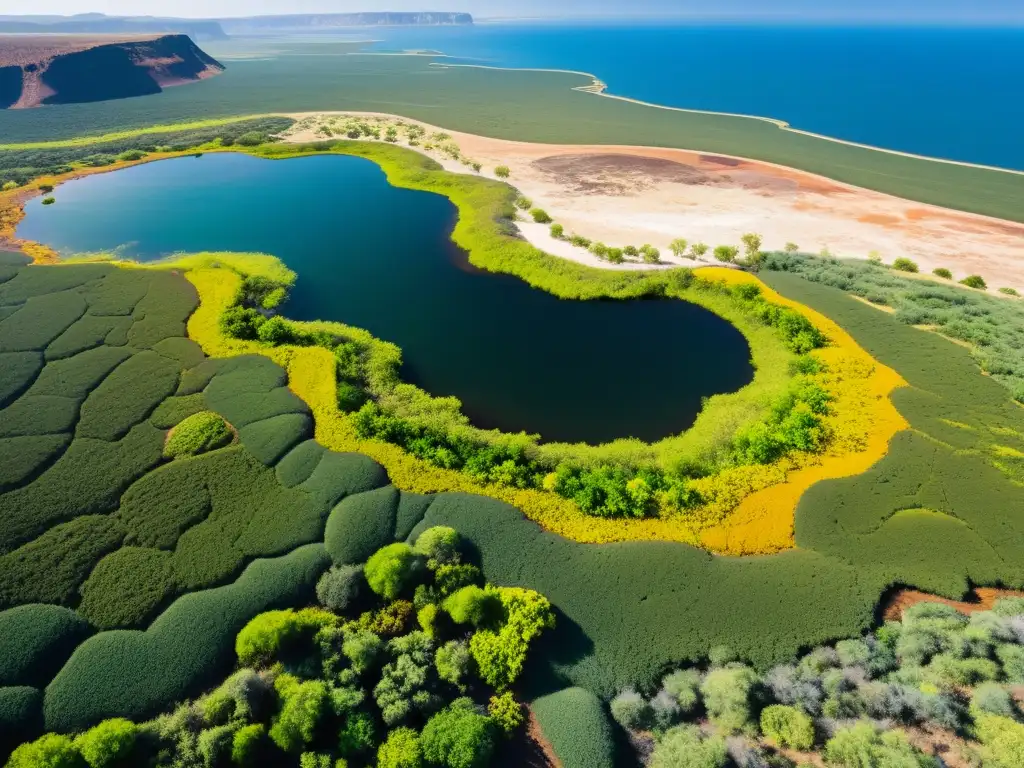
[882,586,1024,621]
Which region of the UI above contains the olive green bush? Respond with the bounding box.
[162,411,232,458]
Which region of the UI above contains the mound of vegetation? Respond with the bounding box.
[163,410,232,458]
[15,529,555,767]
[764,251,1024,401]
[0,117,293,187]
[607,597,1024,768]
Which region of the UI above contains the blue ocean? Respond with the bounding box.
[369,23,1024,171]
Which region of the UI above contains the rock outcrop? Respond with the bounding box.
[0,34,224,109]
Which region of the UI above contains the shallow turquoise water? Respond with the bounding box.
[18,153,753,445]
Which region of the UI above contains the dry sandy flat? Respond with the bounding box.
[285,113,1024,291]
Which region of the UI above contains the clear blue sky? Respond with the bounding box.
[12,0,1021,23]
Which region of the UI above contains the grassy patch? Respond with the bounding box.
[43,544,329,731]
[531,687,616,768]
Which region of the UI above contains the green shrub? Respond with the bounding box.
[6,733,82,768]
[549,223,564,238]
[713,245,738,263]
[414,526,461,566]
[892,257,919,273]
[976,713,1024,768]
[514,197,531,210]
[760,704,814,750]
[235,132,268,147]
[999,287,1020,297]
[421,698,496,768]
[529,208,552,224]
[960,275,987,289]
[661,669,701,715]
[116,150,147,162]
[932,267,953,279]
[649,725,728,768]
[609,689,649,730]
[700,665,758,732]
[493,166,510,178]
[365,543,420,600]
[315,565,364,613]
[41,197,56,205]
[443,586,502,627]
[435,640,473,689]
[434,564,481,597]
[231,723,267,766]
[532,687,614,768]
[487,692,523,733]
[236,608,332,667]
[468,587,554,690]
[824,721,935,767]
[163,411,232,459]
[377,727,422,768]
[269,677,328,753]
[73,718,136,768]
[971,682,1016,718]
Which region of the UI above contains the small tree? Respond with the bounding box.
[623,245,639,257]
[74,719,137,768]
[891,257,919,273]
[784,242,799,254]
[494,165,511,178]
[365,543,421,600]
[669,238,689,258]
[760,705,815,751]
[740,232,763,260]
[606,247,625,264]
[421,698,497,768]
[961,275,987,289]
[713,245,739,263]
[610,689,651,730]
[549,223,564,239]
[640,244,661,264]
[691,242,709,259]
[700,665,758,732]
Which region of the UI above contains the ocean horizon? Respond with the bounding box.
[368,22,1024,171]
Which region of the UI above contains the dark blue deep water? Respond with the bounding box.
[369,23,1024,170]
[17,153,753,445]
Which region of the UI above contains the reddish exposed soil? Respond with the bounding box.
[881,586,1024,621]
[494,711,559,768]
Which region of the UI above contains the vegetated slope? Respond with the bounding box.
[0,34,224,109]
[0,15,227,40]
[216,12,473,34]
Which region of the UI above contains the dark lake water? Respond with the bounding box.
[18,153,753,444]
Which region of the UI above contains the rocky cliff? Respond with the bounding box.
[0,34,224,110]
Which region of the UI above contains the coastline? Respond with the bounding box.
[429,62,1024,178]
[282,111,1024,292]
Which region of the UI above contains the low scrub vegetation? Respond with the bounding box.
[764,251,1024,401]
[609,597,1024,767]
[0,117,293,187]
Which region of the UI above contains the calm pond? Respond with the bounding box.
[19,153,753,444]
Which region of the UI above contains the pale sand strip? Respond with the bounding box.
[284,112,1024,293]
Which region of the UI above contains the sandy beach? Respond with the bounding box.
[285,112,1024,292]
